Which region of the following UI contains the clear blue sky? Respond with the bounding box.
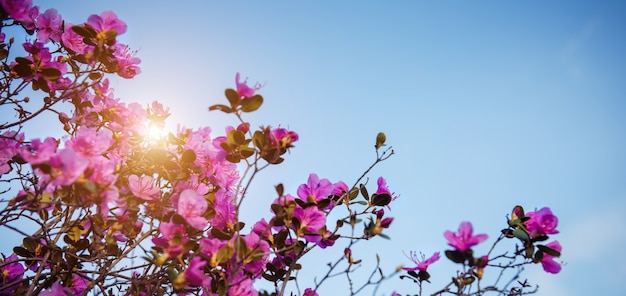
[10,1,626,295]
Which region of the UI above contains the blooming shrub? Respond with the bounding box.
[0,1,562,295]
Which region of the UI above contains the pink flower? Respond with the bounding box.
[444,221,488,252]
[36,8,62,42]
[235,72,262,98]
[128,175,160,201]
[62,22,91,54]
[113,44,141,79]
[375,176,391,195]
[48,148,89,187]
[402,251,440,272]
[1,253,24,294]
[292,206,326,237]
[86,11,127,36]
[1,0,38,30]
[541,241,562,274]
[209,189,236,229]
[297,173,333,204]
[0,131,23,175]
[269,127,298,150]
[303,288,319,296]
[177,189,208,230]
[525,207,559,237]
[40,281,71,296]
[185,256,208,287]
[152,220,187,259]
[65,127,113,157]
[18,137,57,165]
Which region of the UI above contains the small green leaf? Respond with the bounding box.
[512,228,530,242]
[371,193,392,206]
[181,149,196,163]
[445,250,466,264]
[41,67,62,81]
[209,104,234,113]
[225,88,240,107]
[240,95,263,112]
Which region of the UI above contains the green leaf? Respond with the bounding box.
[225,88,240,107]
[41,67,62,81]
[240,95,263,112]
[210,228,232,240]
[275,183,284,197]
[71,25,97,38]
[181,149,196,163]
[209,104,234,113]
[537,244,561,257]
[13,246,31,258]
[359,184,370,202]
[371,193,392,206]
[512,228,530,242]
[445,250,466,264]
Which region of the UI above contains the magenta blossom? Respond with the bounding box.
[303,288,319,296]
[402,251,440,272]
[1,253,24,294]
[18,137,57,165]
[375,176,391,195]
[292,206,326,237]
[1,0,38,30]
[541,240,562,274]
[36,8,62,42]
[177,189,208,230]
[297,173,333,204]
[235,72,262,98]
[128,175,160,201]
[48,148,89,187]
[87,10,127,36]
[525,207,559,237]
[184,256,208,287]
[444,221,488,252]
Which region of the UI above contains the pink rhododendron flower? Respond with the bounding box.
[61,22,91,54]
[1,0,38,30]
[209,189,237,229]
[48,148,89,187]
[185,256,208,287]
[402,251,440,271]
[292,206,326,237]
[235,72,262,98]
[128,174,160,201]
[113,44,141,78]
[0,131,23,175]
[303,288,319,296]
[444,221,488,252]
[18,137,57,165]
[65,127,113,157]
[1,253,24,294]
[36,8,62,42]
[40,281,71,296]
[177,189,208,230]
[375,176,391,195]
[297,173,333,204]
[228,273,258,296]
[541,240,562,274]
[269,127,298,150]
[152,220,187,259]
[86,10,127,36]
[525,207,559,237]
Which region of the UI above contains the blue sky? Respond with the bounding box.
[6,1,626,295]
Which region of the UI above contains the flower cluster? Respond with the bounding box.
[0,1,563,296]
[397,205,563,295]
